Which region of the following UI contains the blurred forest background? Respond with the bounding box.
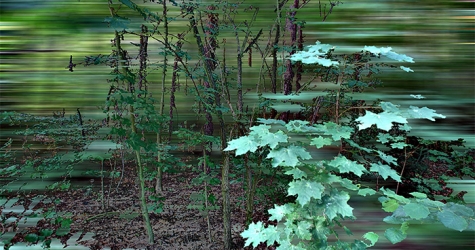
[1,0,474,249]
[1,0,474,146]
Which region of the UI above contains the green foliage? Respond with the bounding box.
[233,115,474,249]
[289,41,339,67]
[226,43,474,249]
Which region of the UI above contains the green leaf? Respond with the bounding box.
[363,46,414,63]
[377,151,397,165]
[380,102,402,114]
[390,142,408,149]
[363,232,379,247]
[409,192,427,199]
[383,215,406,224]
[382,199,399,212]
[39,229,54,237]
[285,168,307,179]
[400,66,414,72]
[310,136,333,148]
[269,204,295,222]
[262,225,280,246]
[384,227,407,244]
[224,135,259,156]
[267,145,311,168]
[328,155,366,177]
[418,198,444,208]
[323,190,354,220]
[406,106,446,121]
[257,118,286,126]
[345,139,373,153]
[444,202,474,217]
[320,122,354,141]
[358,188,376,196]
[410,94,425,99]
[467,219,475,231]
[241,222,266,248]
[290,41,339,67]
[340,178,359,190]
[286,120,310,132]
[381,188,409,203]
[288,180,325,206]
[400,222,409,234]
[403,203,430,220]
[356,111,407,131]
[370,163,401,182]
[437,210,468,231]
[295,221,312,240]
[24,233,38,243]
[249,124,271,135]
[259,130,288,149]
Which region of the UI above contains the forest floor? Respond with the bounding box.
[2,156,278,250]
[2,156,474,250]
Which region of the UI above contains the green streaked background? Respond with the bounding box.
[1,0,474,249]
[1,0,473,145]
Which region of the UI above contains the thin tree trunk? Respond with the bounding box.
[111,8,154,241]
[222,151,231,249]
[156,0,168,194]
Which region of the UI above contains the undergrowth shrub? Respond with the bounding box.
[225,43,475,249]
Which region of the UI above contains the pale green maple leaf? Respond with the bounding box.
[363,46,414,63]
[321,122,353,141]
[268,204,295,222]
[410,94,425,99]
[260,130,288,149]
[310,136,333,148]
[370,163,401,182]
[400,66,413,72]
[323,189,354,220]
[406,106,446,121]
[290,41,339,67]
[285,168,307,179]
[267,145,311,168]
[249,124,271,135]
[391,142,408,149]
[328,155,366,177]
[356,111,407,131]
[377,151,397,165]
[288,180,325,206]
[377,133,392,143]
[224,135,259,156]
[295,221,312,240]
[241,221,265,248]
[380,102,402,114]
[262,226,280,246]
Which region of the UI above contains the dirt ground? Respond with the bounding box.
[21,161,274,250]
